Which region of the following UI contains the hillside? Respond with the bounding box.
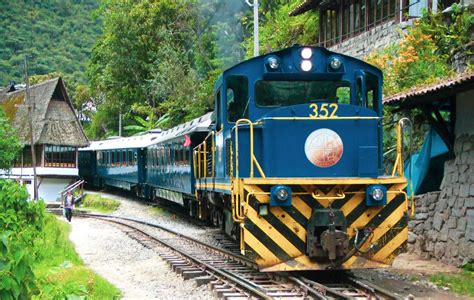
[0,0,101,86]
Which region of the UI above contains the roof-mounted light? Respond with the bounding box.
[301,47,313,59]
[329,56,342,70]
[301,60,312,72]
[266,56,280,69]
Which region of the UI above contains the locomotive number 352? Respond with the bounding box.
[309,103,338,118]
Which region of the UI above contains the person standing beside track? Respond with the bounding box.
[64,190,75,222]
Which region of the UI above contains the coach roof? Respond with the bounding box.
[80,112,212,151]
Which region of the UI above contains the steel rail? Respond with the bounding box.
[81,213,271,299]
[77,212,255,265]
[75,212,402,300]
[346,275,401,300]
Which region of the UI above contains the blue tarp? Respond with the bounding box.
[404,128,449,195]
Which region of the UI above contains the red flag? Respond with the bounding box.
[183,135,191,147]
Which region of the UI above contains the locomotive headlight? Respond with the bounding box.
[329,56,342,70]
[266,56,280,69]
[366,184,387,207]
[276,188,289,201]
[301,60,312,72]
[270,185,292,207]
[301,47,313,59]
[371,188,384,201]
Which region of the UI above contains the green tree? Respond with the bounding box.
[0,0,101,86]
[87,0,220,136]
[0,107,21,170]
[242,1,318,58]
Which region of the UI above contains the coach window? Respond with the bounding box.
[161,147,165,166]
[226,75,249,123]
[183,148,188,165]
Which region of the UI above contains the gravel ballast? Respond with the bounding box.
[68,191,215,299]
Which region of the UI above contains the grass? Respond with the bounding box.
[32,213,121,299]
[80,194,121,213]
[430,270,474,296]
[148,206,166,214]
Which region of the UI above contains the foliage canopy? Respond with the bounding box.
[0,0,101,86]
[0,107,21,170]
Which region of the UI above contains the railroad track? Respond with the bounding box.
[76,212,401,300]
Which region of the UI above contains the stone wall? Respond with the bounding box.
[408,134,474,266]
[328,20,407,58]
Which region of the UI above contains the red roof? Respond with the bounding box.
[383,72,474,106]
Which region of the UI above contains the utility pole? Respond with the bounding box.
[119,110,122,137]
[24,57,38,200]
[245,0,259,57]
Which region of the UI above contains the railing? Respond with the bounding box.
[193,131,216,179]
[59,179,85,206]
[391,117,415,216]
[234,119,266,179]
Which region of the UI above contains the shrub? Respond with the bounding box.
[366,24,452,96]
[0,180,45,299]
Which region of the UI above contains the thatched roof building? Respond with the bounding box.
[0,77,88,147]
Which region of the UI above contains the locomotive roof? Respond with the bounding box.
[217,45,382,86]
[80,112,212,151]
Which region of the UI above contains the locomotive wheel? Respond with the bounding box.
[212,210,224,228]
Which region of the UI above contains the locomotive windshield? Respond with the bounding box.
[255,80,350,107]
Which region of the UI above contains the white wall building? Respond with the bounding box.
[0,77,89,202]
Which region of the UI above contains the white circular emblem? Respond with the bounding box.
[304,128,343,168]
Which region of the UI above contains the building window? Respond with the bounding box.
[45,145,76,168]
[320,0,405,47]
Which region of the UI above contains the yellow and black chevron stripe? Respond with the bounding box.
[239,181,408,271]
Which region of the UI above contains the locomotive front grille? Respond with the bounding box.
[237,179,408,271]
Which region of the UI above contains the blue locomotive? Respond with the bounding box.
[79,45,408,271]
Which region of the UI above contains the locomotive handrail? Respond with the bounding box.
[311,190,346,201]
[234,119,266,179]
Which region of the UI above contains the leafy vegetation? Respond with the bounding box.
[80,194,121,213]
[0,1,101,86]
[366,5,473,163]
[0,180,45,299]
[366,5,472,96]
[0,180,120,299]
[242,0,318,58]
[124,110,169,136]
[0,107,21,170]
[32,214,121,299]
[430,270,474,296]
[86,0,245,137]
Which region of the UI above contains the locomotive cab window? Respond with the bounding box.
[366,73,381,112]
[255,80,351,107]
[226,75,249,122]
